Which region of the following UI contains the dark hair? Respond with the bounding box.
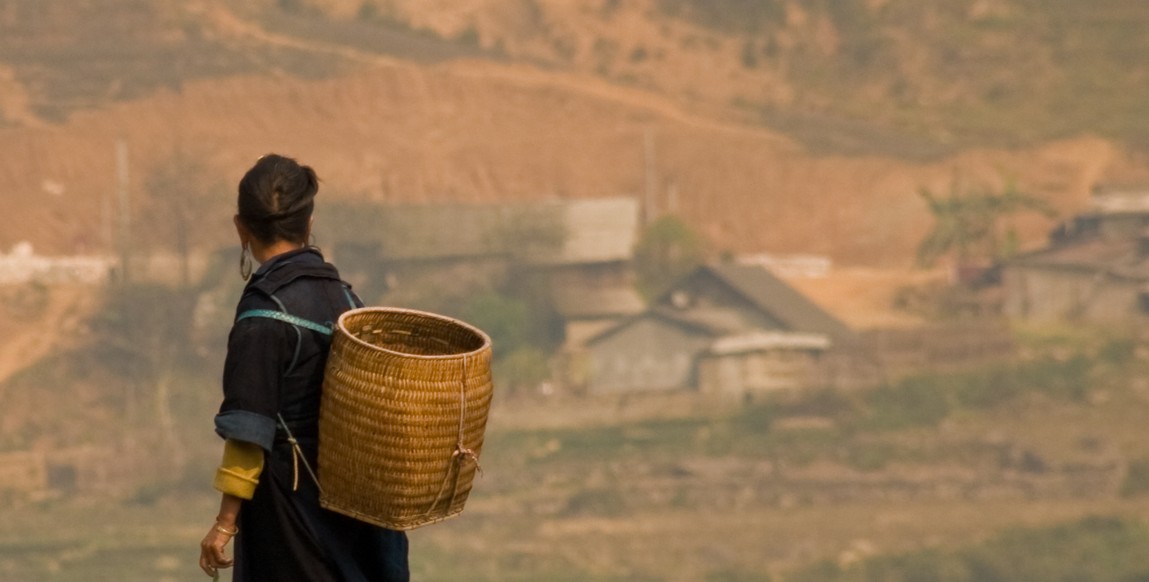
[236,154,319,245]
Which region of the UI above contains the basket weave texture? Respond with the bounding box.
[318,307,493,531]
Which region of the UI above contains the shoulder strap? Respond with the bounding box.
[236,309,333,336]
[342,285,358,309]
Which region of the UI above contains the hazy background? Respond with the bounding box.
[4,1,1149,580]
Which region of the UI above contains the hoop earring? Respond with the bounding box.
[239,243,253,281]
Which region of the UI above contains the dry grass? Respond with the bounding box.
[5,326,1149,580]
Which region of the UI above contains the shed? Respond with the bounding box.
[1003,235,1149,322]
[1003,184,1149,323]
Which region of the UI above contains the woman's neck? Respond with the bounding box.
[251,239,306,264]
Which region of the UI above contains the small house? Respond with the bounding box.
[1004,184,1149,323]
[584,263,857,398]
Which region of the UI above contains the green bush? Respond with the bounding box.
[733,402,776,435]
[655,0,786,33]
[562,488,627,517]
[1015,355,1091,402]
[861,379,952,431]
[1098,337,1136,366]
[843,442,898,472]
[706,569,772,582]
[958,517,1149,582]
[494,347,552,394]
[773,387,857,419]
[1121,458,1149,498]
[633,215,707,300]
[851,354,1095,432]
[786,517,1149,582]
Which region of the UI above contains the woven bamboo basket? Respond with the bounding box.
[318,307,493,531]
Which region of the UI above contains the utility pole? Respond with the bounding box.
[644,127,657,226]
[116,139,131,283]
[101,193,113,255]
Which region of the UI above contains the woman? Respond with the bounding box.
[199,154,409,581]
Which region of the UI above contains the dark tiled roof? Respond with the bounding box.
[649,306,750,336]
[584,309,720,346]
[702,263,856,340]
[585,263,855,347]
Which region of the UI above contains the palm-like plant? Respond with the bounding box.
[916,176,1056,268]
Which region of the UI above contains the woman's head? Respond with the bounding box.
[235,154,318,245]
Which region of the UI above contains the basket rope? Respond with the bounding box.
[423,354,482,518]
[278,412,323,494]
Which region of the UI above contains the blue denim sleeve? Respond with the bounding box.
[214,409,277,452]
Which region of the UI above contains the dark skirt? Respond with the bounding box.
[233,438,409,582]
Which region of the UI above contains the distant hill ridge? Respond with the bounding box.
[5,0,1149,149]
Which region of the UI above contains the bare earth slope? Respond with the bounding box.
[2,2,1146,265]
[0,55,1127,266]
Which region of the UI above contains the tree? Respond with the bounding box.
[143,148,227,287]
[634,214,707,299]
[89,283,202,472]
[459,290,560,395]
[916,175,1056,269]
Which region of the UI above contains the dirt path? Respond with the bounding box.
[0,285,96,389]
[194,4,797,149]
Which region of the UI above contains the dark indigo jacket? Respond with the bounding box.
[214,247,361,451]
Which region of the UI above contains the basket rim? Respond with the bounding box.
[335,306,492,360]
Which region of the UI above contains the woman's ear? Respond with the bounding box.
[233,215,249,246]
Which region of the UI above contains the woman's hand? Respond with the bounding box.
[201,493,243,577]
[199,521,238,577]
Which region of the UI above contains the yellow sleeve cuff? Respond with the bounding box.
[213,439,265,500]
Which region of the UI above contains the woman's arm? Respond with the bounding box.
[199,439,264,577]
[199,493,242,577]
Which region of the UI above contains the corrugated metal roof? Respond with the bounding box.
[708,331,830,355]
[319,197,638,265]
[1089,185,1149,215]
[1008,237,1149,280]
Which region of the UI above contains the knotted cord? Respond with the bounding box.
[278,413,323,494]
[425,354,481,517]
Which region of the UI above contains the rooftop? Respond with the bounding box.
[320,197,639,265]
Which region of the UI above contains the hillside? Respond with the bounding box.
[3,0,1148,267]
[0,61,1127,266]
[0,2,1148,264]
[7,0,1149,149]
[242,0,1149,152]
[406,0,1149,149]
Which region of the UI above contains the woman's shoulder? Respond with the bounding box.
[249,252,342,296]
